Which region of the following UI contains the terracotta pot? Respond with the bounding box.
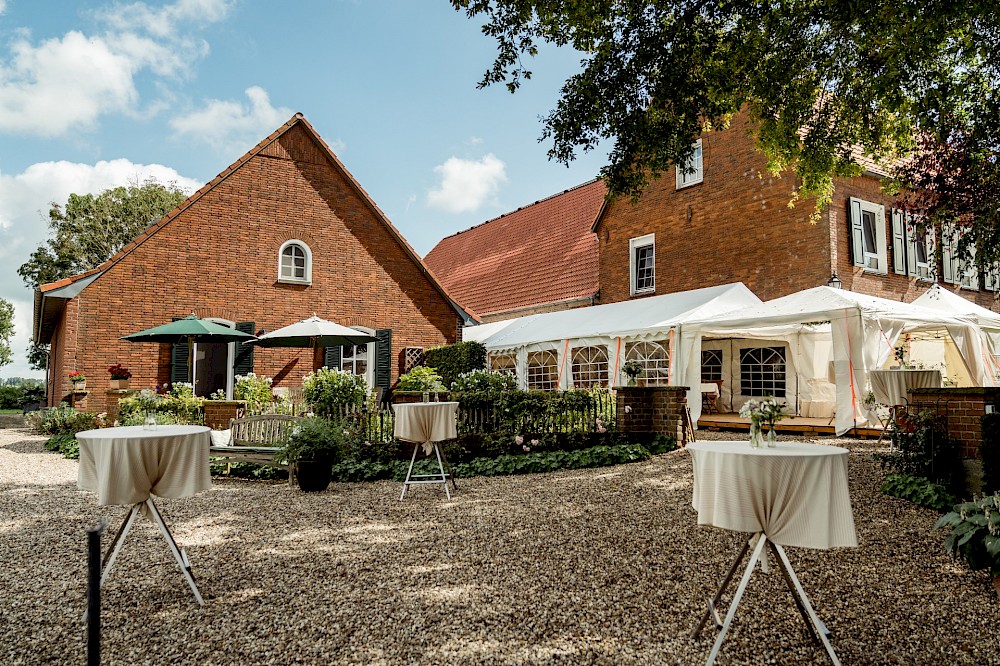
[109,379,130,390]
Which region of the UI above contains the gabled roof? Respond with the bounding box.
[424,179,605,318]
[35,114,474,343]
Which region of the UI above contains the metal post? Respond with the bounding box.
[87,519,105,666]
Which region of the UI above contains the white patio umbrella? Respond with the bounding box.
[248,315,375,348]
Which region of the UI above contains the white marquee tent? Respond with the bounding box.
[465,283,762,391]
[913,284,1000,378]
[678,286,996,435]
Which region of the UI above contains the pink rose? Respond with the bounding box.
[530,439,539,446]
[522,445,531,452]
[598,425,607,433]
[515,435,524,445]
[624,405,632,414]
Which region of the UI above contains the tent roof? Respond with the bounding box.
[912,284,1000,331]
[685,285,976,333]
[469,283,761,350]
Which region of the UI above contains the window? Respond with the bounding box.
[848,198,887,273]
[891,210,936,280]
[701,349,723,382]
[490,353,517,376]
[942,222,978,289]
[740,346,786,397]
[629,234,655,295]
[625,341,670,386]
[984,263,1000,292]
[676,139,703,189]
[571,346,609,389]
[278,240,312,284]
[526,351,558,390]
[341,342,372,385]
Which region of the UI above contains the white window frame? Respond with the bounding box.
[340,327,375,388]
[277,240,313,284]
[526,350,559,391]
[570,346,609,389]
[892,210,936,281]
[624,340,670,387]
[942,222,978,289]
[629,233,655,296]
[675,139,703,189]
[849,198,888,274]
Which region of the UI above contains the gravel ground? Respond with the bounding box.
[1,427,998,666]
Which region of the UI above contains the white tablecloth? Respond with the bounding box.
[688,440,857,550]
[77,425,212,506]
[393,402,459,454]
[869,369,942,405]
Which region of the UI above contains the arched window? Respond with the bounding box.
[526,350,558,391]
[489,353,517,376]
[571,346,609,388]
[278,240,312,283]
[625,341,670,386]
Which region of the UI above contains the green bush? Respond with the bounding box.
[210,461,288,481]
[330,459,395,483]
[43,433,80,459]
[982,413,999,494]
[303,367,367,415]
[234,373,277,414]
[876,410,964,496]
[396,366,446,392]
[118,386,204,425]
[880,473,957,513]
[32,403,104,436]
[449,369,517,396]
[277,417,348,463]
[423,341,487,387]
[935,493,1000,575]
[0,385,26,409]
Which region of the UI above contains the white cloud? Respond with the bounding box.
[0,159,201,378]
[427,154,507,214]
[0,1,7,16]
[169,86,295,155]
[0,0,232,137]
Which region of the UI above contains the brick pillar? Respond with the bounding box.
[616,386,688,441]
[69,389,88,411]
[204,400,247,429]
[103,389,137,424]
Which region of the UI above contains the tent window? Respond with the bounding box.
[572,346,609,389]
[625,341,670,386]
[490,353,517,376]
[740,346,786,397]
[701,349,723,381]
[527,351,559,390]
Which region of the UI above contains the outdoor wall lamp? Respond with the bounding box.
[827,273,843,289]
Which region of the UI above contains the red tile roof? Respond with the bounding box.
[425,179,605,317]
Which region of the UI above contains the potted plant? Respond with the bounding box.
[107,363,132,389]
[935,493,1000,598]
[69,371,86,391]
[394,366,447,402]
[277,417,347,492]
[621,361,643,386]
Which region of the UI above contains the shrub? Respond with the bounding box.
[876,410,964,496]
[278,417,348,463]
[982,413,999,494]
[396,366,446,393]
[423,341,487,388]
[303,367,367,415]
[880,473,957,513]
[935,493,1000,575]
[449,369,517,396]
[210,461,288,481]
[0,385,25,409]
[117,386,204,425]
[44,433,80,459]
[234,373,276,414]
[32,403,105,436]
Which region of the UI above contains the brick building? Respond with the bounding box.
[425,179,605,322]
[33,114,470,411]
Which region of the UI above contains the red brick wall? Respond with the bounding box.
[596,111,1000,314]
[49,124,458,412]
[908,388,1000,459]
[616,386,689,443]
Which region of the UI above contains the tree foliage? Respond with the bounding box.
[0,299,13,369]
[452,1,1000,217]
[18,178,189,289]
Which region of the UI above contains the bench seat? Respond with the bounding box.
[209,414,304,481]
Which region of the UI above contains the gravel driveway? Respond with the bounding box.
[1,427,997,665]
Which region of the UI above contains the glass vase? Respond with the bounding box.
[766,427,777,448]
[749,421,764,448]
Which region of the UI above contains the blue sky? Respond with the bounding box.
[0,0,608,378]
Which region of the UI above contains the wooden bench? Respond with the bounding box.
[209,414,304,481]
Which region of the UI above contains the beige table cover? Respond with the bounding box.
[77,425,212,505]
[688,440,857,550]
[869,369,942,405]
[393,402,459,454]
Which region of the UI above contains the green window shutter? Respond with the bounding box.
[375,329,392,402]
[233,321,255,377]
[848,198,865,267]
[170,317,190,384]
[323,345,342,370]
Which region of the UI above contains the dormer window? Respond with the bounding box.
[278,240,312,284]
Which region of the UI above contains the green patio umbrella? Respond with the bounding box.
[122,314,257,385]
